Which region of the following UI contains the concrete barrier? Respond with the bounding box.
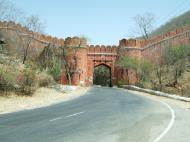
[123,85,190,102]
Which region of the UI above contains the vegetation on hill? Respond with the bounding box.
[1,0,190,98]
[151,11,190,36]
[117,44,190,97]
[0,53,55,96]
[0,0,60,96]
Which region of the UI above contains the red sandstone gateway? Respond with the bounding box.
[60,28,190,86]
[1,21,190,86]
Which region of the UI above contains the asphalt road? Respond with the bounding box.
[0,87,183,142]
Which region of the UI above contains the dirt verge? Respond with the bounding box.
[0,86,90,114]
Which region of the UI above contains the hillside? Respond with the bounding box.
[151,10,190,36]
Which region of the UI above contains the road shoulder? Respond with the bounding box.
[0,86,90,114]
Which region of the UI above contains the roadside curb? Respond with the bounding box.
[123,85,190,102]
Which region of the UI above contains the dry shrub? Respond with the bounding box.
[181,85,190,97]
[37,72,55,87]
[17,68,38,96]
[0,66,16,93]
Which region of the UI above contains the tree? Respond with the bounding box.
[117,56,153,86]
[21,15,45,64]
[0,0,24,23]
[154,56,167,91]
[164,44,190,85]
[0,1,45,63]
[38,43,56,70]
[153,44,190,91]
[60,38,85,85]
[0,0,11,21]
[133,13,155,39]
[60,47,78,85]
[38,44,63,82]
[24,15,45,33]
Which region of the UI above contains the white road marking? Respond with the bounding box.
[65,111,85,118]
[152,101,175,142]
[49,111,85,122]
[124,89,176,141]
[49,117,62,122]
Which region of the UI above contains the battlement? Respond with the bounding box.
[64,36,87,47]
[119,25,190,49]
[147,25,190,45]
[2,21,190,86]
[119,38,150,48]
[1,21,190,49]
[88,45,118,54]
[0,21,65,46]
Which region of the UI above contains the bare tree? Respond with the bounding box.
[154,57,167,91]
[133,13,155,39]
[0,0,24,23]
[60,39,84,85]
[0,1,47,63]
[0,0,9,21]
[21,15,45,64]
[25,15,45,33]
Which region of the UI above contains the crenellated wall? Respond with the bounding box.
[1,21,190,86]
[141,29,190,62]
[0,21,65,46]
[87,44,119,86]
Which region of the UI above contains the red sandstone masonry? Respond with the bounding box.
[1,21,190,86]
[0,21,65,46]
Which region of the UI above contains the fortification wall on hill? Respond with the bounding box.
[119,25,190,62]
[0,21,65,46]
[119,25,190,48]
[1,21,190,86]
[141,29,190,62]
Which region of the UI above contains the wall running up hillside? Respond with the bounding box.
[1,21,190,86]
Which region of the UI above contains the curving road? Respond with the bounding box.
[0,87,177,142]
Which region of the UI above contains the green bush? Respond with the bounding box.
[48,63,62,82]
[116,79,128,88]
[135,82,145,88]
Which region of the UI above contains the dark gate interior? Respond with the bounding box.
[93,64,112,87]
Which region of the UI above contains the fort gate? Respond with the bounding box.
[1,22,190,86]
[87,45,118,86]
[61,37,141,86]
[61,27,190,86]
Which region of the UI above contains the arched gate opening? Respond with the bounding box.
[93,64,112,87]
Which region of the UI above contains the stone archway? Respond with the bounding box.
[93,64,112,87]
[86,45,118,86]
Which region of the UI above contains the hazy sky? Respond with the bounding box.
[11,0,190,45]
